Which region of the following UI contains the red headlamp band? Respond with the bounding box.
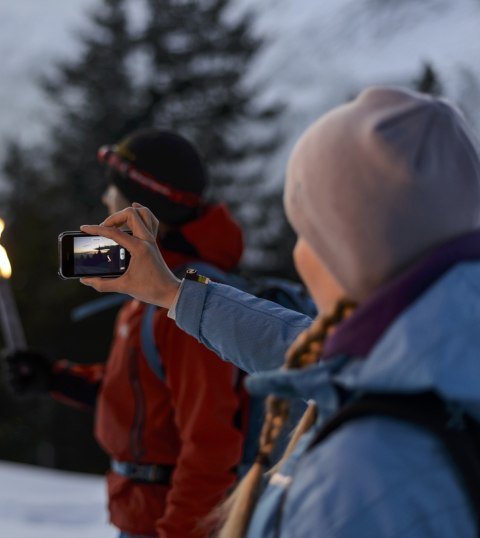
[97,145,202,208]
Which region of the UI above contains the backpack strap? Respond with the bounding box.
[139,261,241,382]
[249,279,317,316]
[309,391,480,531]
[139,260,265,477]
[71,293,130,322]
[140,304,165,381]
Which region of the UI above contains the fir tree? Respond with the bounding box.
[135,0,288,274]
[414,62,443,96]
[137,0,281,200]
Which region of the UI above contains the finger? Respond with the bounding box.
[106,204,158,239]
[131,203,159,236]
[101,207,152,240]
[80,224,137,251]
[100,206,140,228]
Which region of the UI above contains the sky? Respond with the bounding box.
[74,235,118,254]
[0,0,97,150]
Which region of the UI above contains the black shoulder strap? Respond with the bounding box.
[309,391,480,533]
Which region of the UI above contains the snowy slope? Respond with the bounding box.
[0,460,115,538]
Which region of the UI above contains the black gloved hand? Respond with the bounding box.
[2,349,54,396]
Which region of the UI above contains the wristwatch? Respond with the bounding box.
[183,268,210,284]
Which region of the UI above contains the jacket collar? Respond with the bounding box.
[160,203,244,272]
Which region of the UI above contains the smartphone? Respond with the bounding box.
[58,231,131,279]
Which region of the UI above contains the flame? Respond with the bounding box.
[0,219,12,279]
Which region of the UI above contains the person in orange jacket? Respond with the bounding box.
[5,129,246,538]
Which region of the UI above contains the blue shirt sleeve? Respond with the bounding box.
[175,280,313,374]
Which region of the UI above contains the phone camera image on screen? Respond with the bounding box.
[74,235,125,276]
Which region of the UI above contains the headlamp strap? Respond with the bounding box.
[97,145,202,208]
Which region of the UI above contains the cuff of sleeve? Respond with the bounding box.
[167,279,185,321]
[174,278,209,340]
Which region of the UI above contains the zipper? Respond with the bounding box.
[129,346,146,461]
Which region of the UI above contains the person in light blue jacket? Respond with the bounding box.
[81,86,480,537]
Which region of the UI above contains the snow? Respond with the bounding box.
[0,460,116,538]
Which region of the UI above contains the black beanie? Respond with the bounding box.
[99,129,208,225]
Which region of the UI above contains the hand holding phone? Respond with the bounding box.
[79,204,181,308]
[58,231,131,279]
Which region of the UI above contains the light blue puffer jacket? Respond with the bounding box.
[176,262,480,537]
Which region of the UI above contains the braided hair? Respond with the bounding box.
[216,299,356,538]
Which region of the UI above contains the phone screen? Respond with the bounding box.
[73,235,127,275]
[59,232,130,279]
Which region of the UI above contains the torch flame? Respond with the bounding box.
[0,219,12,279]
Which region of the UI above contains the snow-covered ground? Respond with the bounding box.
[0,461,116,538]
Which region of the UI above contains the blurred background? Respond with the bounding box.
[1,0,480,534]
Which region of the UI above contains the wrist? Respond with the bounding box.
[154,277,182,309]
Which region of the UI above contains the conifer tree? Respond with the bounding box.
[135,0,288,274]
[137,0,281,201]
[414,62,443,96]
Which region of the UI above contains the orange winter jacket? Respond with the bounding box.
[50,204,246,537]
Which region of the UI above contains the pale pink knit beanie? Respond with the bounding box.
[284,86,480,301]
